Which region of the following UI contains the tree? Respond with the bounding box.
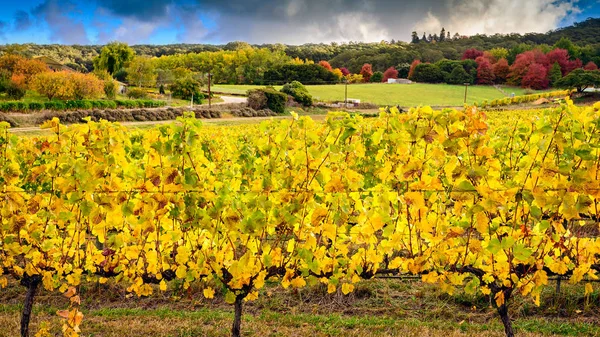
[410,63,444,83]
[565,59,583,74]
[548,62,562,86]
[340,67,350,76]
[439,28,446,42]
[13,58,49,87]
[156,69,175,87]
[521,63,549,89]
[331,68,343,81]
[318,60,333,71]
[93,42,135,75]
[554,37,579,60]
[584,61,598,70]
[70,73,105,100]
[370,71,383,83]
[555,68,600,92]
[462,48,484,60]
[447,65,473,85]
[31,71,74,100]
[489,48,509,61]
[360,64,373,82]
[170,77,204,103]
[126,56,157,87]
[477,59,495,84]
[546,49,570,75]
[382,66,398,82]
[411,31,420,44]
[32,71,105,100]
[422,32,427,42]
[408,60,421,80]
[104,79,118,99]
[492,58,510,83]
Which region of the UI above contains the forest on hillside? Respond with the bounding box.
[2,17,599,74]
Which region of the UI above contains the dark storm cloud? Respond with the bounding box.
[95,0,175,20]
[32,0,90,44]
[14,11,32,31]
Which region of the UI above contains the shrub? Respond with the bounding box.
[281,81,313,107]
[6,82,26,100]
[44,101,66,110]
[127,88,148,99]
[447,65,473,85]
[15,102,28,112]
[248,89,268,110]
[28,102,44,111]
[410,63,444,83]
[370,72,383,83]
[104,80,118,99]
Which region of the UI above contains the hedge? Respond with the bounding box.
[0,100,167,113]
[478,89,574,108]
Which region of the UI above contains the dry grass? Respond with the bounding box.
[1,279,599,337]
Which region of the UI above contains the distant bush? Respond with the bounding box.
[104,80,118,99]
[247,87,287,113]
[127,88,148,99]
[247,89,268,110]
[6,82,26,100]
[170,78,204,103]
[281,81,313,107]
[370,71,384,83]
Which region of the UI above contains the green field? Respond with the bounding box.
[211,83,535,106]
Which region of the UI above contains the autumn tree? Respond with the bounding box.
[492,58,510,83]
[93,41,135,75]
[462,48,484,60]
[546,49,570,75]
[70,73,105,100]
[489,48,509,61]
[32,71,74,100]
[318,60,333,72]
[382,66,398,82]
[360,64,373,82]
[521,63,549,89]
[408,60,421,80]
[340,67,350,76]
[584,61,598,71]
[476,59,495,84]
[126,56,157,87]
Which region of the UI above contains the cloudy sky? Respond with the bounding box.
[0,0,598,45]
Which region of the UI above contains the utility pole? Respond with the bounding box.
[208,73,212,108]
[344,78,348,108]
[463,82,469,104]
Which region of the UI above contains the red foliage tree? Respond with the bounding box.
[382,66,399,82]
[318,60,333,71]
[584,61,598,71]
[508,51,543,85]
[492,58,510,83]
[360,64,373,82]
[476,59,495,84]
[462,48,484,60]
[408,60,421,80]
[546,48,570,75]
[482,51,497,64]
[521,63,549,89]
[565,59,583,74]
[340,67,350,76]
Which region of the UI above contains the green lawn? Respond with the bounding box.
[211,83,536,107]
